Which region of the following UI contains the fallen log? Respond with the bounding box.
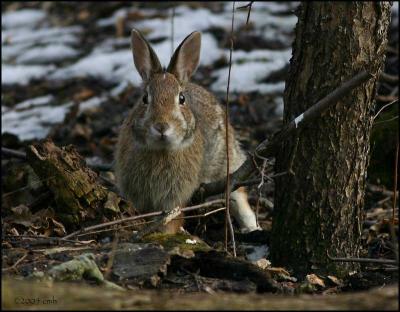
[26,139,135,229]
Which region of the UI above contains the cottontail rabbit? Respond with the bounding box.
[115,29,260,233]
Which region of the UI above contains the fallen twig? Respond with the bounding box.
[373,98,398,120]
[327,253,398,265]
[2,253,28,272]
[133,206,182,240]
[62,199,225,240]
[224,1,236,257]
[379,72,399,84]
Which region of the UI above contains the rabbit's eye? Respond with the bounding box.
[179,93,185,105]
[142,92,148,105]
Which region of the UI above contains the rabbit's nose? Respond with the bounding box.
[153,122,170,135]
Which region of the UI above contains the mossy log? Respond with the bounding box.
[2,278,398,310]
[26,139,134,229]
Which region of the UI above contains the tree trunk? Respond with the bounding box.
[271,2,391,277]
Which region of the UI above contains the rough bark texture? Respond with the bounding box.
[2,278,398,310]
[26,139,134,229]
[272,2,391,277]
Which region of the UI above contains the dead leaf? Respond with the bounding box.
[306,273,325,288]
[10,205,33,227]
[73,88,95,102]
[265,267,290,276]
[51,218,66,236]
[104,192,121,213]
[252,258,271,270]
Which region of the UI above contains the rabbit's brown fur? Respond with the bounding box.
[115,29,259,233]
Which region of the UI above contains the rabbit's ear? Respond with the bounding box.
[131,28,162,82]
[167,31,201,82]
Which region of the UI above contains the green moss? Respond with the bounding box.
[143,233,211,253]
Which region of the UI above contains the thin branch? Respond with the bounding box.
[379,72,399,84]
[1,147,26,160]
[62,199,225,240]
[373,115,399,125]
[2,253,28,272]
[373,98,398,120]
[170,6,175,57]
[236,1,254,10]
[193,70,373,199]
[224,0,236,257]
[327,253,398,265]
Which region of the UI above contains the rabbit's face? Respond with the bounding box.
[129,29,202,150]
[133,73,195,150]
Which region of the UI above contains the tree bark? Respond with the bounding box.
[271,2,391,277]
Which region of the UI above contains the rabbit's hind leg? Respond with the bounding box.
[230,187,261,233]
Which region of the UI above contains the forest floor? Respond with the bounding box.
[1,2,399,310]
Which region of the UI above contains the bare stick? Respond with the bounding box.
[236,1,254,10]
[194,70,373,199]
[245,1,254,25]
[2,253,28,272]
[393,140,399,224]
[1,147,26,160]
[133,206,182,240]
[373,98,398,120]
[62,199,225,240]
[328,253,398,265]
[170,6,175,57]
[224,1,236,257]
[379,72,399,84]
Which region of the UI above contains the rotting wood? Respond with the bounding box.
[25,139,135,229]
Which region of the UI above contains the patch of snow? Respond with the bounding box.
[133,6,227,40]
[79,96,107,113]
[294,113,304,128]
[2,26,82,46]
[14,95,55,110]
[2,9,46,29]
[16,44,79,64]
[2,42,34,62]
[2,101,73,141]
[245,244,270,262]
[392,2,399,28]
[185,239,197,244]
[211,61,287,94]
[232,48,292,64]
[2,64,56,85]
[50,32,220,86]
[49,49,134,84]
[110,81,129,97]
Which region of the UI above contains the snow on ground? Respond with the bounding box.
[1,9,46,29]
[13,95,55,110]
[2,2,299,141]
[16,44,79,64]
[2,64,56,85]
[79,96,107,114]
[2,97,73,140]
[211,48,291,93]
